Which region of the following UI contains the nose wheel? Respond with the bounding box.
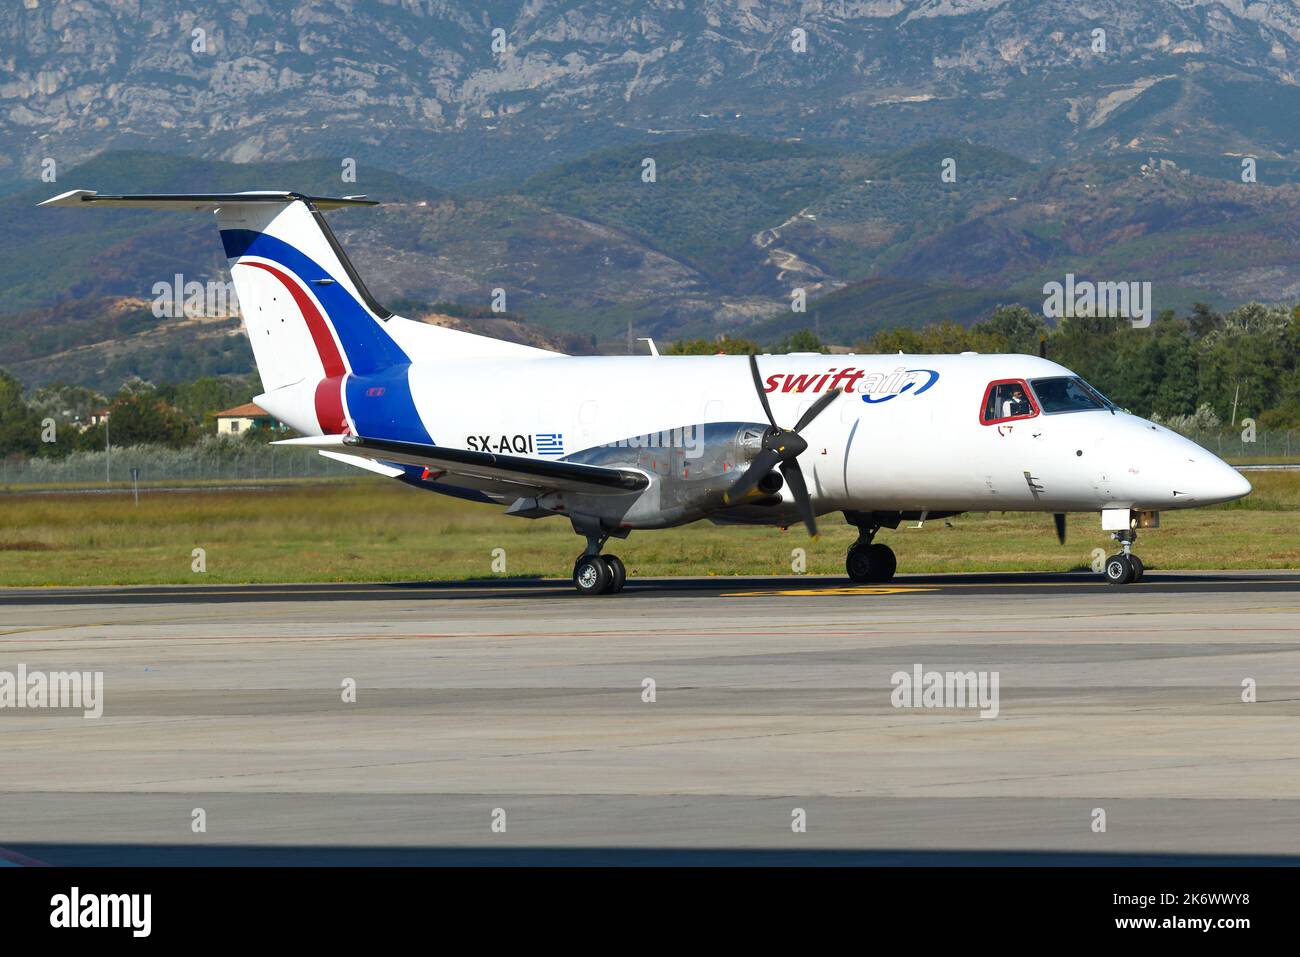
[1103,530,1145,585]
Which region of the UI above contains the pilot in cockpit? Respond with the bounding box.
[1001,387,1030,419]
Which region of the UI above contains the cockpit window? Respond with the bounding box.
[981,379,1038,425]
[1030,376,1109,414]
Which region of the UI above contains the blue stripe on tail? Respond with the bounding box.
[221,228,408,375]
[344,368,432,445]
[222,228,432,444]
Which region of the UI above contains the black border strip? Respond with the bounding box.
[305,199,394,320]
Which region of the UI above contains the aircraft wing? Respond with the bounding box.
[276,435,649,496]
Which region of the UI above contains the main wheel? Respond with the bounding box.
[846,542,897,583]
[603,554,627,593]
[1104,553,1135,585]
[574,555,611,595]
[1128,554,1145,582]
[869,543,897,582]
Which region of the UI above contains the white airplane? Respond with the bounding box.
[42,189,1252,593]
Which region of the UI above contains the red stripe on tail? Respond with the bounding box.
[241,261,346,375]
[240,260,349,434]
[314,375,349,435]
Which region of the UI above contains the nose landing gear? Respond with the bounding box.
[1103,529,1145,585]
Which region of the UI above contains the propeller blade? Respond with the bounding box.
[1053,512,1066,544]
[730,354,827,533]
[724,447,783,503]
[780,458,818,537]
[748,353,778,429]
[792,387,842,433]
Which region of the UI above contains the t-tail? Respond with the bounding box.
[40,189,557,441]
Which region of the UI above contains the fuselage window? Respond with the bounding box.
[1030,376,1108,414]
[981,379,1038,425]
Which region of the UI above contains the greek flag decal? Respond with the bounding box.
[535,433,564,456]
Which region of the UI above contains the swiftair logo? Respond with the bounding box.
[0,664,103,718]
[1042,273,1152,328]
[50,887,151,937]
[890,664,1000,719]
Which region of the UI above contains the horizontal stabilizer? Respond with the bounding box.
[277,435,649,495]
[317,449,405,478]
[38,189,377,211]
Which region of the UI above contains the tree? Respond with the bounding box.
[771,329,828,354]
[863,320,1005,355]
[859,326,931,354]
[0,369,40,457]
[667,335,758,355]
[28,383,106,426]
[1188,302,1220,339]
[972,305,1050,355]
[97,390,197,448]
[169,374,258,429]
[1147,315,1199,419]
[1197,303,1290,425]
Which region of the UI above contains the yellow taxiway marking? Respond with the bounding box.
[721,585,940,597]
[902,579,1300,588]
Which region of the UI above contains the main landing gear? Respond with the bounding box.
[844,513,896,584]
[570,519,628,595]
[573,552,627,596]
[1103,529,1145,586]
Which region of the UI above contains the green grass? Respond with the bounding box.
[0,477,335,494]
[1,475,1297,586]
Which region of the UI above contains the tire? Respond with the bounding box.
[868,543,897,582]
[1128,554,1145,582]
[574,556,611,595]
[846,544,874,582]
[846,543,897,583]
[1104,553,1135,585]
[603,554,627,593]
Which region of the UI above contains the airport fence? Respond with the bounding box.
[0,437,360,487]
[1177,429,1298,463]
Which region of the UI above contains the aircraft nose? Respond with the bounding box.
[1208,460,1252,504]
[1136,425,1253,506]
[1177,454,1251,506]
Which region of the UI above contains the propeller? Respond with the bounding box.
[723,353,841,536]
[1053,512,1067,545]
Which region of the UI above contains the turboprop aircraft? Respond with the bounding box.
[42,189,1252,593]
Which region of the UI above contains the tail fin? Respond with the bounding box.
[217,195,408,388]
[41,189,560,438]
[42,190,404,391]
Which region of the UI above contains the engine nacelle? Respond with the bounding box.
[557,421,781,528]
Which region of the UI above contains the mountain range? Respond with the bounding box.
[3,1,1300,388]
[7,1,1300,186]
